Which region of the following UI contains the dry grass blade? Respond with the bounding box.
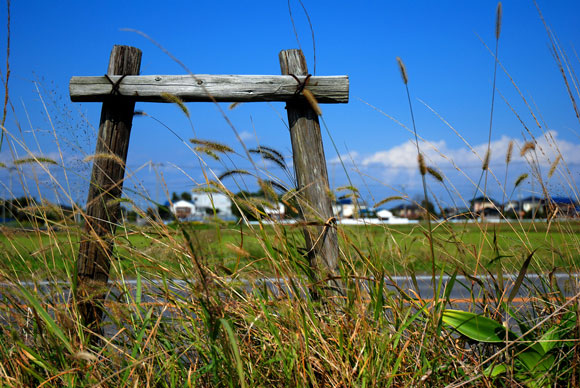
[229,102,241,110]
[302,89,322,116]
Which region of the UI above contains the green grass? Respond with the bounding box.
[2,221,579,280]
[2,2,580,386]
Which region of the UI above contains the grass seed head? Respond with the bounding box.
[496,2,503,40]
[14,157,57,165]
[506,140,514,164]
[548,155,561,178]
[218,169,252,181]
[396,57,409,85]
[514,173,528,188]
[427,166,444,182]
[83,153,124,166]
[418,153,427,176]
[374,196,405,208]
[482,149,491,171]
[190,139,234,154]
[520,141,536,157]
[161,92,190,118]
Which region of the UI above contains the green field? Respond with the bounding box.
[2,220,579,280]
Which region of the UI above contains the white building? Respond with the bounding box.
[264,202,285,219]
[171,200,196,220]
[191,192,234,218]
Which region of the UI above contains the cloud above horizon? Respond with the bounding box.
[358,131,580,171]
[328,131,580,198]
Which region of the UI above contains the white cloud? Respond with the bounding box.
[361,131,580,171]
[329,151,359,165]
[238,131,254,142]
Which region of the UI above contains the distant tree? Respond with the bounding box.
[231,190,263,221]
[171,192,179,202]
[126,209,137,222]
[420,198,437,218]
[156,203,172,220]
[180,191,192,201]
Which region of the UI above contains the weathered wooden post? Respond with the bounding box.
[70,47,348,321]
[279,49,344,297]
[76,45,142,328]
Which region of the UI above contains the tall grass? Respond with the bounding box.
[1,3,580,388]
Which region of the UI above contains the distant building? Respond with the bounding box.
[391,203,422,219]
[171,200,196,220]
[335,197,356,218]
[264,202,286,220]
[191,192,234,219]
[546,197,579,218]
[470,196,497,215]
[503,200,522,218]
[520,196,545,216]
[441,207,471,219]
[376,209,393,220]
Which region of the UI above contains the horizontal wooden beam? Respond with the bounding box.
[70,74,349,103]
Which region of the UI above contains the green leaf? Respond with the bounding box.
[538,312,577,353]
[484,363,506,377]
[220,318,247,388]
[516,348,554,373]
[17,285,73,353]
[442,309,515,343]
[507,249,535,304]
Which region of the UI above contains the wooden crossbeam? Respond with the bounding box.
[70,74,349,103]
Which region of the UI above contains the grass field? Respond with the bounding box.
[1,2,580,386]
[2,220,579,280]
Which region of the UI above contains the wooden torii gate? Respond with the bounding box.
[70,45,349,326]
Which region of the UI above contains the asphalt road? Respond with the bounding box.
[1,273,578,305]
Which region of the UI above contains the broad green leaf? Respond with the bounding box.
[538,312,577,353]
[516,348,554,373]
[442,309,515,343]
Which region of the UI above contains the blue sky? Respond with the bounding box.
[1,1,579,210]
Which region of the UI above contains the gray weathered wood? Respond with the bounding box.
[279,49,344,297]
[70,74,348,103]
[76,45,142,329]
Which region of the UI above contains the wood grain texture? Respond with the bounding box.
[76,45,142,329]
[279,49,343,296]
[70,74,349,103]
